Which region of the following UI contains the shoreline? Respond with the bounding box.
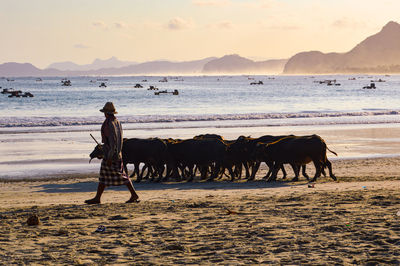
[2,123,400,180]
[1,155,400,183]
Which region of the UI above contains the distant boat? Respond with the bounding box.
[363,83,376,89]
[61,79,71,86]
[315,79,340,86]
[134,83,143,88]
[99,82,107,88]
[159,77,168,82]
[154,89,179,95]
[22,92,34,97]
[7,90,33,97]
[2,88,34,97]
[2,88,22,94]
[371,79,385,82]
[8,91,22,97]
[97,78,108,81]
[250,81,263,85]
[35,78,42,82]
[148,85,158,90]
[6,78,14,82]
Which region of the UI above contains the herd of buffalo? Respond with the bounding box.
[89,134,337,183]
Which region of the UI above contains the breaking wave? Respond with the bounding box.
[0,109,400,129]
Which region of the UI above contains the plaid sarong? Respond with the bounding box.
[99,158,130,186]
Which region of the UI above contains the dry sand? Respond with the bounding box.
[1,157,400,264]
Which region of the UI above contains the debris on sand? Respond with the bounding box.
[27,214,40,226]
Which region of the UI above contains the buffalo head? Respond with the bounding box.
[252,142,273,163]
[89,144,104,163]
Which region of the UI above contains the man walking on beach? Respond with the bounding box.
[85,102,139,204]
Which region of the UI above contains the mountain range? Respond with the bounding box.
[1,21,400,76]
[283,21,400,74]
[47,56,137,71]
[203,55,287,74]
[0,56,286,77]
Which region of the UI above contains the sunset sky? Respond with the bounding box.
[1,0,399,68]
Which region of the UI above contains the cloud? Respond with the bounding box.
[192,0,230,6]
[166,17,193,30]
[74,43,90,49]
[114,22,127,29]
[258,0,278,8]
[239,0,281,9]
[258,21,300,31]
[332,18,367,29]
[266,25,300,30]
[92,21,107,28]
[217,21,234,29]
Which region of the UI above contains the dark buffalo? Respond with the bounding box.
[227,135,294,180]
[253,134,337,182]
[122,138,167,182]
[168,138,233,181]
[89,138,168,182]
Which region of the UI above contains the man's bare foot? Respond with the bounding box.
[126,197,140,203]
[85,198,100,204]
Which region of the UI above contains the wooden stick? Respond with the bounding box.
[90,134,100,145]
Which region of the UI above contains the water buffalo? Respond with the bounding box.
[122,138,168,182]
[89,138,168,182]
[253,134,337,182]
[168,138,233,181]
[227,135,295,180]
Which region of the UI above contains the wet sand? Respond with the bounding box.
[2,123,400,179]
[1,157,400,264]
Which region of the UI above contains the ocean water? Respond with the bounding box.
[1,75,400,179]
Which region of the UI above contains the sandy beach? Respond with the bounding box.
[1,157,400,264]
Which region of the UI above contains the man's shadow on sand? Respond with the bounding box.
[35,180,307,194]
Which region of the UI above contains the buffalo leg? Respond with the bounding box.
[210,162,221,180]
[249,161,260,180]
[290,164,300,182]
[234,163,242,179]
[134,163,141,182]
[155,164,165,182]
[310,161,323,182]
[187,164,195,182]
[143,165,151,180]
[325,159,337,181]
[243,162,251,179]
[263,161,276,179]
[302,165,310,180]
[267,162,281,182]
[280,165,287,179]
[228,166,236,181]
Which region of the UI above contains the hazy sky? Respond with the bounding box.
[1,0,399,68]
